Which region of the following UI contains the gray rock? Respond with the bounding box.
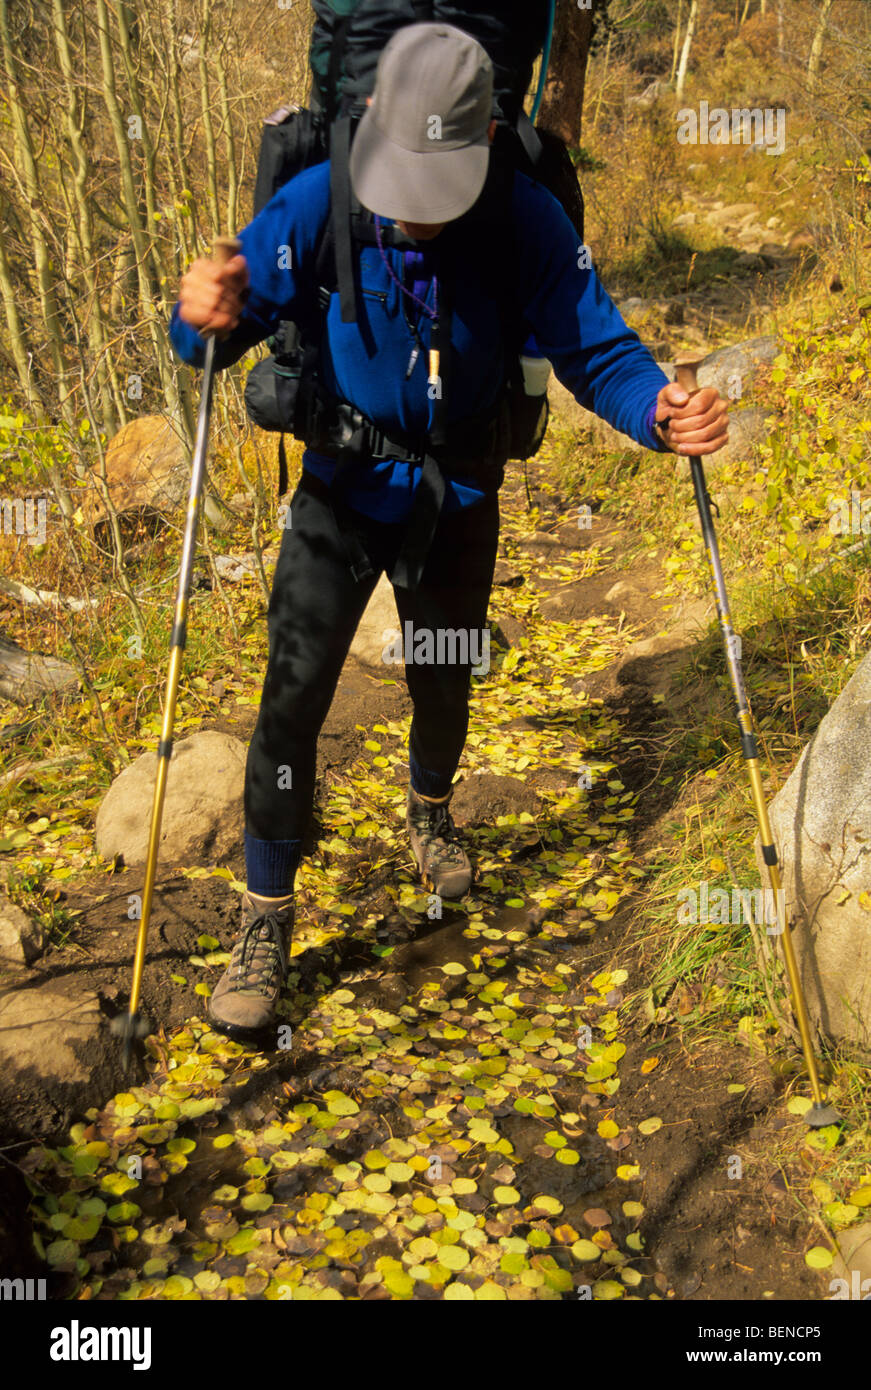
[604,580,644,608]
[492,560,524,587]
[733,251,775,271]
[831,1222,871,1298]
[490,615,526,649]
[755,648,871,1049]
[0,977,102,1085]
[0,633,79,705]
[96,729,247,869]
[0,896,44,966]
[627,78,669,109]
[692,337,779,401]
[83,415,187,530]
[706,201,760,227]
[550,338,774,468]
[616,297,651,317]
[0,973,120,1141]
[213,549,278,582]
[349,572,400,668]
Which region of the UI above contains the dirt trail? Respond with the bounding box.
[2,450,826,1303]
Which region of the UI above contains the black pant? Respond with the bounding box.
[244,469,500,845]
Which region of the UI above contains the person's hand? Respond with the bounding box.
[178,254,249,337]
[655,381,729,455]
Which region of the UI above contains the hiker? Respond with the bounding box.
[170,22,729,1040]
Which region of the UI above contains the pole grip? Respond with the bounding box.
[201,235,243,341]
[674,359,702,396]
[213,234,242,265]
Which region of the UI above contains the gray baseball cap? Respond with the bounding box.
[349,22,494,224]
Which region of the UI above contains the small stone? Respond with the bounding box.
[0,896,44,965]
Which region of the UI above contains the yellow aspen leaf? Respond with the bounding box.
[638,1117,662,1136]
[805,1246,833,1269]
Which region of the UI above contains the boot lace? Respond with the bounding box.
[228,909,290,996]
[410,799,467,866]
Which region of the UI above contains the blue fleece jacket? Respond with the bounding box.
[169,160,670,522]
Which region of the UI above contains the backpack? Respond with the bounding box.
[244,1,584,502]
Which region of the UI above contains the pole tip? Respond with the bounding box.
[109,1010,152,1042]
[805,1101,842,1129]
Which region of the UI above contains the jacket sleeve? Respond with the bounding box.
[513,174,671,451]
[168,160,333,372]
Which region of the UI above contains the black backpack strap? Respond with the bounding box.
[389,284,453,592]
[516,109,543,167]
[325,14,352,125]
[277,435,288,498]
[329,117,358,324]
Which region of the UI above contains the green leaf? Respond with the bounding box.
[804,1246,833,1269]
[224,1227,260,1256]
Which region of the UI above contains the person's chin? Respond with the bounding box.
[398,222,444,241]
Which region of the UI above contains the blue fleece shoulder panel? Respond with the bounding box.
[169,161,333,371]
[512,172,669,450]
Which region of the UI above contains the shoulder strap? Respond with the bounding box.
[324,13,352,126]
[329,116,358,323]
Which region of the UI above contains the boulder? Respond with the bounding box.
[550,337,776,470]
[349,572,400,669]
[83,415,188,530]
[691,336,778,402]
[96,730,247,869]
[755,648,871,1049]
[0,632,79,704]
[0,974,119,1138]
[0,896,44,966]
[0,978,102,1086]
[213,549,278,583]
[626,78,669,110]
[490,615,526,650]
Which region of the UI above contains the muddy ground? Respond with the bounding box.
[0,447,829,1303]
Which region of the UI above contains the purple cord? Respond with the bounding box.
[374,216,438,322]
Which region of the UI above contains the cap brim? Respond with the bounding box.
[349,107,490,224]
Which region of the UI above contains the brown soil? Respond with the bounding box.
[0,456,830,1302]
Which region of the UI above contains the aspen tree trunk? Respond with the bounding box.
[0,4,74,426]
[216,34,239,233]
[0,0,75,515]
[51,0,126,434]
[159,0,198,263]
[675,0,700,100]
[0,200,49,423]
[114,0,163,288]
[671,0,684,83]
[95,0,193,443]
[198,0,222,242]
[808,0,835,95]
[592,31,612,134]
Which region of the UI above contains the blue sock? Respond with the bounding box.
[244,832,302,898]
[409,754,453,800]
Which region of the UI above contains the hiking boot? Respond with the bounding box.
[406,785,472,899]
[208,892,294,1039]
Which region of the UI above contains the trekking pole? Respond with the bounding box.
[110,236,242,1068]
[673,354,839,1129]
